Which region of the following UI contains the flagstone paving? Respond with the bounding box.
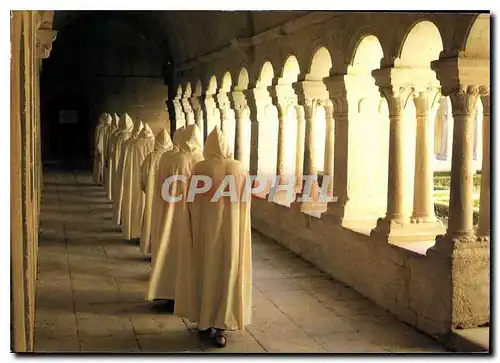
[34,169,449,353]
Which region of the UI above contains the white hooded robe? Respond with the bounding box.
[113,120,143,225]
[179,126,252,331]
[108,114,133,202]
[139,129,174,256]
[104,114,120,199]
[104,113,119,200]
[149,126,185,261]
[146,124,203,301]
[121,123,155,240]
[93,113,110,184]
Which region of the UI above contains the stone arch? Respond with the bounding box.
[221,71,232,93]
[237,68,249,90]
[349,34,384,74]
[206,75,217,95]
[344,24,385,67]
[463,14,490,59]
[281,55,301,83]
[257,61,275,87]
[307,46,332,80]
[398,20,444,67]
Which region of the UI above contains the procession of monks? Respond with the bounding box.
[92,112,252,348]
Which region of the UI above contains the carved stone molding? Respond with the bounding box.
[446,85,481,116]
[379,86,416,116]
[480,86,491,116]
[36,28,57,59]
[414,86,441,117]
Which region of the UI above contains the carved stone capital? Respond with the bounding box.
[230,90,248,111]
[413,86,442,117]
[480,86,490,116]
[293,80,329,107]
[36,28,57,59]
[380,86,416,116]
[446,85,481,116]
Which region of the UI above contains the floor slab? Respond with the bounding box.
[34,169,451,353]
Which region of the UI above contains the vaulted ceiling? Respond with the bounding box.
[52,10,308,70]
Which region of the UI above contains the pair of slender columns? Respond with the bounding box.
[381,84,490,239]
[380,86,440,227]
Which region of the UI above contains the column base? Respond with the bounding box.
[324,201,386,226]
[427,232,490,257]
[290,198,327,216]
[370,217,446,243]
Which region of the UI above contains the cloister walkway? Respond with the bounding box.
[34,169,448,353]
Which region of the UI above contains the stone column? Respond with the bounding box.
[173,95,185,130]
[230,89,249,164]
[478,87,490,237]
[181,97,194,125]
[203,93,219,136]
[381,86,414,225]
[446,86,480,237]
[244,86,272,177]
[189,95,204,135]
[268,82,296,181]
[411,87,440,223]
[323,100,334,197]
[295,105,306,191]
[302,98,318,178]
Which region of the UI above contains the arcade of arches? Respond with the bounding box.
[11,10,490,352]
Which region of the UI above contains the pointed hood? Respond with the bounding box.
[139,123,154,139]
[105,113,112,125]
[154,129,173,151]
[173,126,185,149]
[178,124,202,153]
[203,126,233,160]
[131,120,144,138]
[112,114,120,129]
[98,113,107,124]
[120,113,134,132]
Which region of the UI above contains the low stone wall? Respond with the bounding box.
[251,198,455,338]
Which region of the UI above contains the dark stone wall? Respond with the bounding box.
[41,14,169,167]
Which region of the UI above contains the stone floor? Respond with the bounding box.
[34,169,449,353]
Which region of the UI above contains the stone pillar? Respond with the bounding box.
[446,86,480,237]
[302,98,318,178]
[244,86,276,179]
[181,96,194,125]
[189,95,204,135]
[478,87,490,237]
[411,87,440,223]
[230,89,249,164]
[323,100,334,197]
[292,80,329,214]
[203,93,219,136]
[268,82,297,181]
[373,85,415,234]
[172,94,185,130]
[295,105,306,191]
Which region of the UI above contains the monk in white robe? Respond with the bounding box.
[146,125,203,310]
[113,120,143,225]
[108,114,133,202]
[149,126,185,262]
[92,113,110,185]
[181,126,252,348]
[104,114,120,199]
[121,123,155,240]
[139,128,175,256]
